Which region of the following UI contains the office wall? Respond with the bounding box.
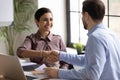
[0,0,67,54]
[0,0,13,26]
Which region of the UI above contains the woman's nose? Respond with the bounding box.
[47,20,52,25]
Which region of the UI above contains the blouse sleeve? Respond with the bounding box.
[16,36,32,57]
[59,37,67,52]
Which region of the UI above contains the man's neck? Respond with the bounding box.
[88,20,102,31]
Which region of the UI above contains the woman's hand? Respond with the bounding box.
[47,50,60,63]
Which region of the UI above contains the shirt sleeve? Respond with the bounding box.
[59,36,66,52]
[60,51,85,66]
[58,36,106,80]
[16,36,32,57]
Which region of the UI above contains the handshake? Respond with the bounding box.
[41,50,60,63]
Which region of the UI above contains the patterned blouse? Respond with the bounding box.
[17,31,69,68]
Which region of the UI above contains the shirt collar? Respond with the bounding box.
[36,30,53,41]
[47,32,53,41]
[87,23,105,36]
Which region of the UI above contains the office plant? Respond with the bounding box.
[0,0,37,55]
[73,42,84,54]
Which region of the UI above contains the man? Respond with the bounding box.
[44,0,120,80]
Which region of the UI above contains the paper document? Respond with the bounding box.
[24,64,48,79]
[24,71,48,79]
[21,62,37,67]
[35,64,47,72]
[19,58,37,67]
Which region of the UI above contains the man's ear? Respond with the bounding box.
[84,12,89,20]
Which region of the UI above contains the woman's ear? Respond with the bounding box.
[35,19,39,27]
[35,19,38,24]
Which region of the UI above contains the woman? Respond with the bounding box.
[17,7,72,69]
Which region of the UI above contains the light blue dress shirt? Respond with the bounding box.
[58,23,120,80]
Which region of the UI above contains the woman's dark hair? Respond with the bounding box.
[34,7,52,21]
[82,0,105,21]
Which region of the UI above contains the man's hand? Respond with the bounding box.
[46,50,60,63]
[44,67,58,78]
[41,50,60,64]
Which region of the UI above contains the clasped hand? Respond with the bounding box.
[42,50,59,64]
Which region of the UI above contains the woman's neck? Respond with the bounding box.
[39,31,50,39]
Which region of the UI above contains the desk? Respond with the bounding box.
[23,64,37,80]
[23,64,69,80]
[23,64,45,80]
[23,64,40,71]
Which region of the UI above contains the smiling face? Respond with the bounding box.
[35,12,53,33]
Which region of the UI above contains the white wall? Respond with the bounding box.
[0,0,13,26]
[38,0,67,44]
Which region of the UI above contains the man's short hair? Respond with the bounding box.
[82,0,105,21]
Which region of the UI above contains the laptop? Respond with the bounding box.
[0,54,27,80]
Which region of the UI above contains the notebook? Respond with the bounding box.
[0,54,27,80]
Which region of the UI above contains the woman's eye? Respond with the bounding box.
[41,18,53,22]
[50,18,53,21]
[42,18,48,21]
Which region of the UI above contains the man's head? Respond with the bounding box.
[82,0,105,30]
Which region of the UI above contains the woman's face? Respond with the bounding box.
[36,12,53,32]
